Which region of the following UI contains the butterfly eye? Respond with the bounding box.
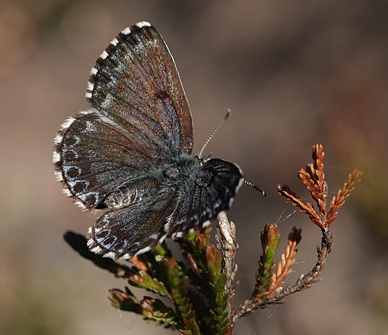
[195,168,213,187]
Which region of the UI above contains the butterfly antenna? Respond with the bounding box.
[199,109,231,157]
[244,179,266,196]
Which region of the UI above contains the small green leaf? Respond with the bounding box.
[254,223,281,297]
[109,288,143,314]
[141,298,176,324]
[164,257,201,334]
[128,270,171,298]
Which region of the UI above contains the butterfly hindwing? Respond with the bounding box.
[87,192,174,259]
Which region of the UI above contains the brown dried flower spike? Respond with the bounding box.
[267,227,302,295]
[278,144,363,230]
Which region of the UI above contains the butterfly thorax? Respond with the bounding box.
[100,155,201,209]
[163,154,201,183]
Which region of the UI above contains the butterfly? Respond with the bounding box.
[53,21,244,260]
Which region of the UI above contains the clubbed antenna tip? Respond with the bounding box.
[244,180,266,196]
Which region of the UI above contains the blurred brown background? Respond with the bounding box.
[1,1,388,334]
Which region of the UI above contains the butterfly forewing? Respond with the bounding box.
[87,22,193,157]
[54,22,193,209]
